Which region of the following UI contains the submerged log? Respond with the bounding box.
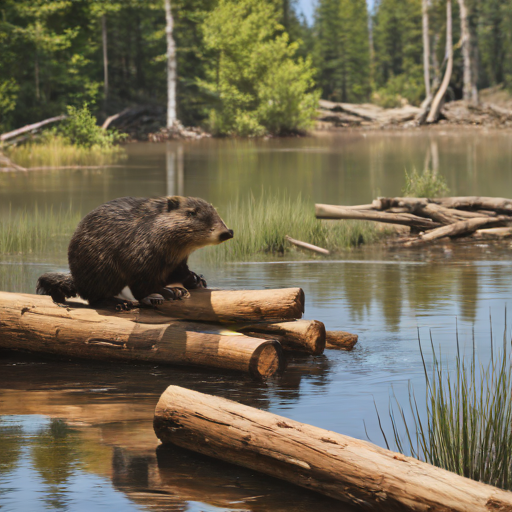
[315,204,441,229]
[325,331,358,350]
[285,236,330,255]
[154,386,512,511]
[236,319,326,355]
[158,288,305,323]
[0,292,283,379]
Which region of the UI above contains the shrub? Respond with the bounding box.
[199,0,320,136]
[372,66,425,108]
[402,168,449,198]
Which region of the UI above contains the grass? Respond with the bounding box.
[0,206,82,255]
[5,134,125,169]
[377,322,512,490]
[402,167,449,198]
[198,194,389,264]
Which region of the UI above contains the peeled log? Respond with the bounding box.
[315,204,440,229]
[158,288,305,322]
[285,236,330,255]
[435,196,512,213]
[0,292,282,379]
[154,386,512,511]
[236,319,326,355]
[325,331,358,350]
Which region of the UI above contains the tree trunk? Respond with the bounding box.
[426,0,453,123]
[102,15,109,103]
[0,292,282,379]
[154,386,512,510]
[457,0,473,103]
[164,0,177,127]
[422,0,431,99]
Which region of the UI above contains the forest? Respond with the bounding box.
[1,0,511,136]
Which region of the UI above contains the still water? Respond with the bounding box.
[2,129,512,511]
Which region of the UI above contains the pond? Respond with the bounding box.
[2,128,512,511]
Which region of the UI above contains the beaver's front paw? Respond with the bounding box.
[162,286,190,300]
[183,271,207,289]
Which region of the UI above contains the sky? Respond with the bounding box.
[297,0,375,25]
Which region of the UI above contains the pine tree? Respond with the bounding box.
[314,0,371,102]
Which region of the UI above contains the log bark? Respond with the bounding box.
[0,115,67,142]
[315,204,441,229]
[154,386,512,511]
[426,0,453,123]
[0,292,283,379]
[285,236,330,255]
[434,196,512,213]
[157,288,305,323]
[325,331,358,350]
[235,320,326,355]
[409,217,508,245]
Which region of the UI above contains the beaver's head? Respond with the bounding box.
[159,196,233,251]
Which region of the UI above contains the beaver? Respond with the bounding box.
[36,196,233,306]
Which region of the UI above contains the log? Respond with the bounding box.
[235,319,326,355]
[408,217,508,245]
[0,292,283,379]
[285,235,330,255]
[157,287,305,323]
[154,386,512,511]
[472,227,512,239]
[325,331,358,350]
[101,107,131,130]
[315,204,441,229]
[0,115,67,142]
[435,196,512,213]
[0,152,26,172]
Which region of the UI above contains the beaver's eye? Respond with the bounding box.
[187,209,197,217]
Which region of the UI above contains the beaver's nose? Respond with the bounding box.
[219,229,234,242]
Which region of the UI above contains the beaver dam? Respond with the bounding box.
[316,196,512,246]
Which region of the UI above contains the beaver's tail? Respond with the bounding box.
[36,272,78,303]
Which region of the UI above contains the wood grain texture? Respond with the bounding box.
[154,386,512,511]
[0,292,282,379]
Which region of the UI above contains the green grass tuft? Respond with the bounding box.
[377,323,512,491]
[198,194,388,264]
[402,167,449,198]
[0,206,81,255]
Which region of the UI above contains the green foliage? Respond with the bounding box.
[377,325,512,490]
[197,193,388,264]
[372,65,425,107]
[0,206,81,255]
[59,104,124,148]
[314,0,371,103]
[199,0,320,136]
[402,167,449,198]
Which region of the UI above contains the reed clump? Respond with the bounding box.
[402,167,449,198]
[378,324,512,491]
[199,194,388,264]
[0,207,81,255]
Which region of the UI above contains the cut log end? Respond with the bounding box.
[250,341,283,380]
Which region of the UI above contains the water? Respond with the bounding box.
[2,130,512,510]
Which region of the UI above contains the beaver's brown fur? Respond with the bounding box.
[36,196,233,304]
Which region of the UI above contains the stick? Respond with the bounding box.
[285,236,330,255]
[0,292,283,379]
[325,331,358,350]
[0,115,67,142]
[315,204,441,229]
[154,386,512,510]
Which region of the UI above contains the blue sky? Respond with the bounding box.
[297,0,375,25]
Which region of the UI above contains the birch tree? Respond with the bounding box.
[457,0,477,103]
[164,0,177,127]
[422,0,431,98]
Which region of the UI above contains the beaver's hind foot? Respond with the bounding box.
[161,286,190,300]
[141,293,165,306]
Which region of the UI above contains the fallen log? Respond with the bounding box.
[157,288,305,323]
[407,216,508,245]
[285,235,330,255]
[0,292,283,379]
[235,319,326,355]
[154,386,512,511]
[325,331,358,350]
[472,227,512,239]
[0,115,67,142]
[434,196,512,213]
[315,204,441,229]
[0,152,26,172]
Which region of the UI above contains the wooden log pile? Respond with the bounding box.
[154,386,512,511]
[316,196,512,245]
[0,288,358,380]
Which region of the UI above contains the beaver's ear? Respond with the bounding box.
[167,196,181,211]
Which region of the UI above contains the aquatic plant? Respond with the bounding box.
[402,167,449,198]
[377,323,512,491]
[198,193,388,264]
[0,206,81,255]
